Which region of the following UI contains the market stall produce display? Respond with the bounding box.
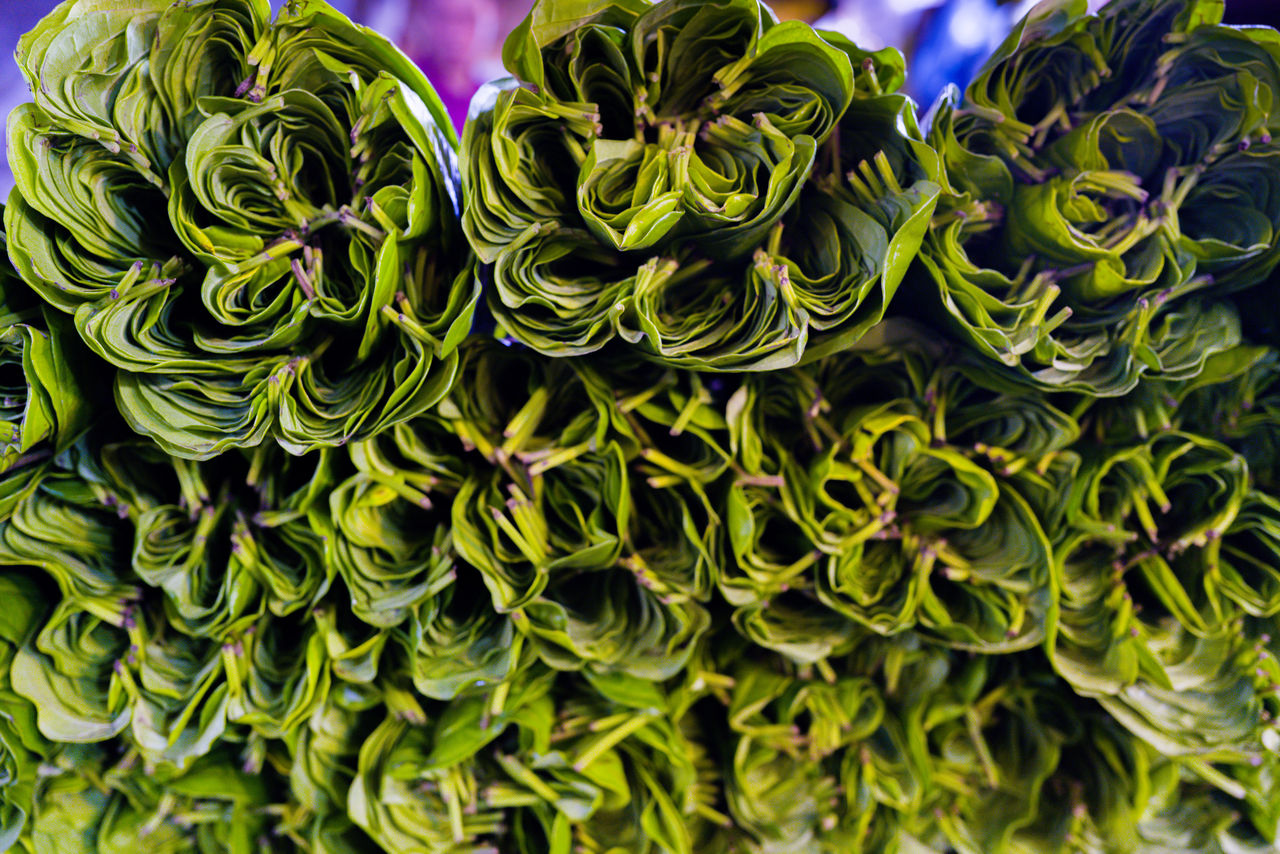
[0,0,1278,852]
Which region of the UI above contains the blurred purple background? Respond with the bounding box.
[2,0,1278,197]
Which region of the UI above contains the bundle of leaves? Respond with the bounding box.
[919,0,1280,395]
[461,0,941,369]
[0,0,1278,852]
[6,0,476,459]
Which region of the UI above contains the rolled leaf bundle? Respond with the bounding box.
[959,676,1159,853]
[1046,430,1280,795]
[724,343,1058,658]
[20,744,281,854]
[1178,349,1280,489]
[0,220,92,473]
[461,0,939,369]
[607,359,731,605]
[349,669,722,854]
[445,341,716,680]
[0,574,48,849]
[1051,432,1249,691]
[6,0,476,459]
[284,686,385,852]
[86,440,333,637]
[0,462,146,760]
[311,598,391,688]
[718,632,1278,854]
[724,658,885,851]
[0,462,137,616]
[451,432,629,612]
[0,0,1279,850]
[453,432,704,681]
[346,669,550,852]
[937,668,1082,853]
[393,562,522,702]
[0,441,350,771]
[220,608,331,742]
[1133,762,1280,854]
[10,598,135,745]
[919,0,1280,395]
[127,628,231,769]
[324,417,464,629]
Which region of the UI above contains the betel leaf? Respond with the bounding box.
[918,0,1280,396]
[0,215,94,473]
[6,0,476,459]
[0,0,1278,850]
[462,0,940,370]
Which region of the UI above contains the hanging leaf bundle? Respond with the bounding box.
[0,0,1278,851]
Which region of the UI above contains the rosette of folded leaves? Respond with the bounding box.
[347,673,550,853]
[723,345,1057,659]
[350,670,722,854]
[1133,760,1280,854]
[462,0,939,369]
[996,695,1163,852]
[1063,341,1268,450]
[830,636,966,853]
[918,0,1280,395]
[309,598,391,691]
[9,595,139,746]
[0,441,355,767]
[9,588,250,774]
[284,686,385,851]
[120,626,234,770]
[0,574,48,849]
[723,658,887,851]
[323,415,466,629]
[720,636,1069,852]
[909,656,1076,854]
[1178,349,1280,490]
[7,0,476,459]
[0,461,143,757]
[928,350,1085,536]
[1050,432,1280,776]
[446,342,712,681]
[902,651,1271,854]
[1098,347,1280,618]
[214,608,332,743]
[16,743,282,853]
[1052,432,1246,686]
[0,463,137,616]
[86,440,333,638]
[321,409,526,700]
[513,684,721,853]
[391,560,525,703]
[0,225,91,473]
[606,358,732,605]
[125,591,376,775]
